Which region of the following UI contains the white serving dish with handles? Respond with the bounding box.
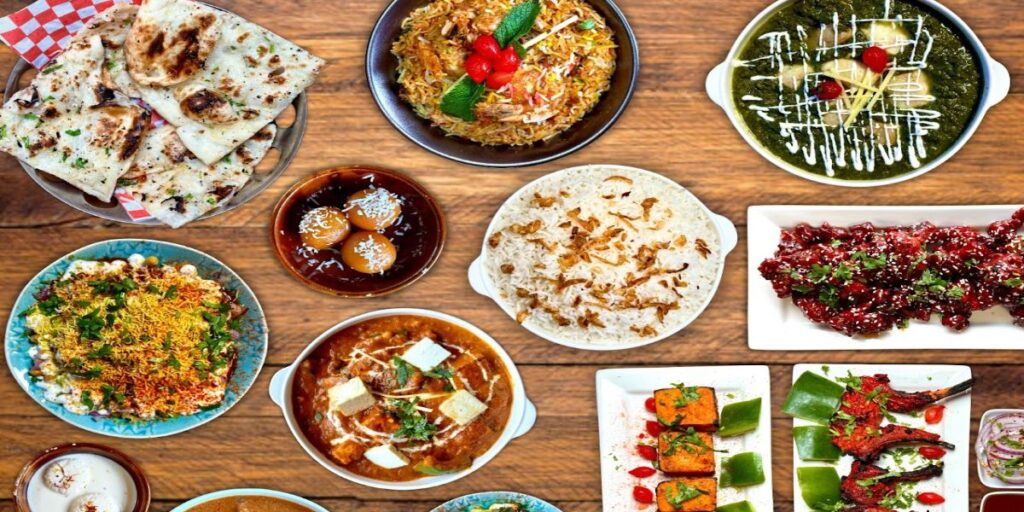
[468,164,738,351]
[269,308,537,491]
[705,0,1011,188]
[170,488,328,512]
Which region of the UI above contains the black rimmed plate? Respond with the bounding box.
[366,0,639,168]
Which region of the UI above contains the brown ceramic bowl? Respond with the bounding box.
[13,443,151,512]
[271,166,446,297]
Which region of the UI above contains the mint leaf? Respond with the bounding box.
[440,75,486,121]
[512,41,527,58]
[494,0,541,48]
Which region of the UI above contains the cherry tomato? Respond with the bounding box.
[917,492,945,505]
[918,446,946,460]
[924,405,945,424]
[633,486,654,504]
[486,71,514,89]
[628,466,657,478]
[814,80,844,100]
[472,34,501,61]
[493,46,522,73]
[861,45,890,73]
[645,397,657,413]
[646,420,666,437]
[464,54,492,84]
[636,444,657,461]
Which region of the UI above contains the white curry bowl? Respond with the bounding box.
[269,308,537,490]
[170,488,328,512]
[705,0,1010,188]
[468,164,738,351]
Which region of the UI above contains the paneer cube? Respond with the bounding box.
[439,389,487,425]
[327,377,376,416]
[654,386,719,432]
[402,337,452,372]
[329,438,366,465]
[656,477,717,512]
[364,444,410,469]
[658,431,715,476]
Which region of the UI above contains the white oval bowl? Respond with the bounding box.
[269,308,536,491]
[469,164,738,351]
[705,0,1011,188]
[169,488,328,512]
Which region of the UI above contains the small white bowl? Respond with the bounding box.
[269,308,537,490]
[976,408,1024,489]
[468,164,738,351]
[170,488,327,512]
[705,0,1010,188]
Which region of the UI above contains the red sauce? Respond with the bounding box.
[273,167,444,296]
[982,493,1024,512]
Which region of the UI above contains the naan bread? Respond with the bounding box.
[121,123,276,228]
[125,0,323,164]
[0,5,149,201]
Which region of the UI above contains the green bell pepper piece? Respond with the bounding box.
[793,425,842,461]
[413,463,456,475]
[797,466,841,510]
[719,452,765,488]
[716,501,756,512]
[782,371,844,424]
[719,397,762,437]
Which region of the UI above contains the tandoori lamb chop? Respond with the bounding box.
[830,374,973,461]
[840,461,944,507]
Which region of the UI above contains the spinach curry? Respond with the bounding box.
[731,0,982,181]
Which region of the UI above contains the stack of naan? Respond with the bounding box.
[0,0,323,227]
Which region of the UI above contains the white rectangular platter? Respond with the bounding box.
[596,366,773,511]
[790,364,972,512]
[748,205,1024,350]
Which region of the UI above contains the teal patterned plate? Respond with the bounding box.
[431,491,561,512]
[4,239,268,438]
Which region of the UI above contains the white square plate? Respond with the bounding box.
[748,205,1024,350]
[596,366,774,511]
[790,364,972,512]
[977,408,1024,489]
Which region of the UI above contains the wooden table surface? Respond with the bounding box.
[0,0,1022,510]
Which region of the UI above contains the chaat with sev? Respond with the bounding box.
[21,254,246,420]
[392,0,617,146]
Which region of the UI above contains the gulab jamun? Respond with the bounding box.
[299,206,351,250]
[345,187,402,231]
[341,231,397,274]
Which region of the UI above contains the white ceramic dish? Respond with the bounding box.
[790,364,971,512]
[269,308,537,491]
[169,488,328,512]
[748,205,1024,350]
[705,0,1010,188]
[596,366,774,511]
[469,164,738,351]
[976,409,1024,489]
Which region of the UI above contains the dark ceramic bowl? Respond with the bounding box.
[366,0,639,167]
[13,443,151,512]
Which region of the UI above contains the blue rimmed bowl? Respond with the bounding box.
[4,239,268,438]
[431,491,561,512]
[169,488,328,512]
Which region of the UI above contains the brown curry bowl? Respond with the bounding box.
[270,166,446,297]
[13,443,151,512]
[268,308,537,490]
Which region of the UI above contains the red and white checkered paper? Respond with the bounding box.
[0,0,155,221]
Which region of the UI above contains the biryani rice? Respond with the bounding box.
[392,0,617,145]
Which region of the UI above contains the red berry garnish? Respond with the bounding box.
[861,45,889,73]
[472,34,501,61]
[464,54,492,84]
[628,466,657,478]
[633,486,654,504]
[916,492,945,505]
[493,46,521,73]
[814,80,843,100]
[486,71,514,89]
[644,397,656,413]
[924,405,945,424]
[918,446,946,460]
[636,444,657,461]
[645,420,666,437]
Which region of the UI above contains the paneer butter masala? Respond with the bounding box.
[292,315,513,481]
